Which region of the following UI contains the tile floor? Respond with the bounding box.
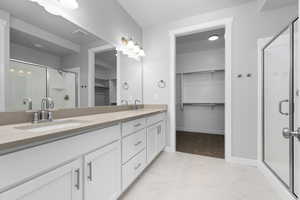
[120,152,282,200]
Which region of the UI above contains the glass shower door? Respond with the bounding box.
[7,60,47,111]
[47,68,77,109]
[263,26,292,188]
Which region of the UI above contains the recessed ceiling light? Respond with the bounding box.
[208,35,219,41]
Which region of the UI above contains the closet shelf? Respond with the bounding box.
[176,68,224,74]
[95,84,109,89]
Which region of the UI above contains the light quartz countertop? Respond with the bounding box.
[0,108,166,155]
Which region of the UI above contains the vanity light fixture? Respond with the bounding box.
[208,34,219,41]
[120,37,146,60]
[10,69,15,72]
[29,0,79,16]
[138,48,145,57]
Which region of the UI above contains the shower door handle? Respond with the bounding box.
[282,128,300,139]
[279,99,289,116]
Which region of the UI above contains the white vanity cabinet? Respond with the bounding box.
[157,121,166,153]
[147,121,165,164]
[147,113,166,164]
[0,111,167,200]
[84,141,121,200]
[147,123,159,163]
[0,159,83,200]
[121,112,166,192]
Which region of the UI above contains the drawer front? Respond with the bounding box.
[122,129,146,164]
[147,112,165,126]
[122,149,146,191]
[122,118,146,137]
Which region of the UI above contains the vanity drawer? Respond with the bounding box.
[122,129,146,164]
[122,149,146,191]
[147,112,165,126]
[122,118,146,136]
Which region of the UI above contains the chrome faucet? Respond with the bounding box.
[134,99,141,110]
[33,97,55,123]
[121,99,129,105]
[23,97,33,111]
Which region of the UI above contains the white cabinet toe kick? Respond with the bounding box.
[0,111,167,200]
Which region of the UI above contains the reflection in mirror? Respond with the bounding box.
[94,49,117,106]
[0,0,143,113]
[119,53,143,105]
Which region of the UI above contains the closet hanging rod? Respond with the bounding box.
[176,69,225,75]
[183,103,224,106]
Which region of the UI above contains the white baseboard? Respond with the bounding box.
[164,146,176,153]
[227,156,258,167]
[257,162,296,200]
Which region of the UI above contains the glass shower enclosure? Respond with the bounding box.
[7,59,78,112]
[262,18,298,196]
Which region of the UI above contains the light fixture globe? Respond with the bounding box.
[60,0,79,9]
[29,0,79,16]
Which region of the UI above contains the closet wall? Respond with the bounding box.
[176,29,225,135]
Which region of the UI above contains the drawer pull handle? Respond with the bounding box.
[134,123,142,127]
[87,162,93,181]
[134,141,142,146]
[157,125,161,135]
[75,169,80,190]
[134,163,142,170]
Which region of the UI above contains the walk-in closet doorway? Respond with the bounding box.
[169,18,232,161]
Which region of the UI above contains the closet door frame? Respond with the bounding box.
[169,17,233,161]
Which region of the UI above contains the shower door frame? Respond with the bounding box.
[10,58,79,108]
[260,17,298,197]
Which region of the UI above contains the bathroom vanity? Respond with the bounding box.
[0,108,167,200]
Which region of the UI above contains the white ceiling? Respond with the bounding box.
[0,0,104,46]
[176,28,225,54]
[259,0,298,11]
[117,0,256,27]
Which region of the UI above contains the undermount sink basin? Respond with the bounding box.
[15,119,87,133]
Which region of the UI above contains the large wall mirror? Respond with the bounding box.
[0,0,143,112]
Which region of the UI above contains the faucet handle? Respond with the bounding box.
[49,101,55,110]
[33,112,39,124]
[48,111,53,122]
[134,99,141,104]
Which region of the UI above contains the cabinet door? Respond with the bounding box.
[157,121,166,152]
[147,124,158,163]
[84,140,121,200]
[0,159,82,200]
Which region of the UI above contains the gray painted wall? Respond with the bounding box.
[10,43,62,69]
[142,2,298,159]
[61,0,142,47]
[61,40,107,107]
